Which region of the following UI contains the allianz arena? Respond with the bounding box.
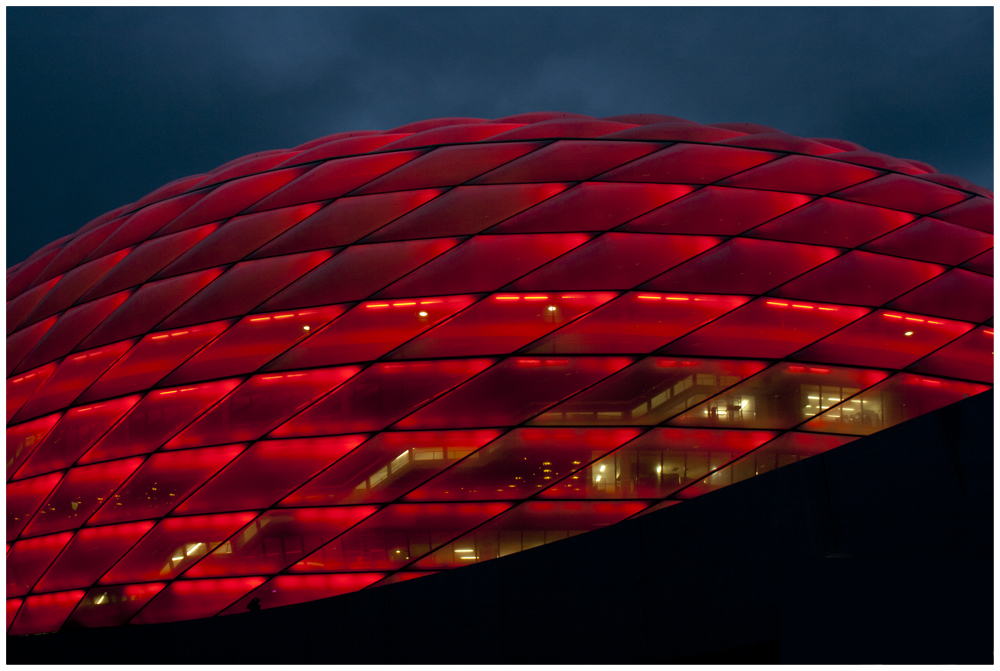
[6,112,993,635]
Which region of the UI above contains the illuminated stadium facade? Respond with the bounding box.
[6,112,993,636]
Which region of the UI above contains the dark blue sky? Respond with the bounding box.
[7,6,993,265]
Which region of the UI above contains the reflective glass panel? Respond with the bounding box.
[290,502,511,572]
[407,427,640,501]
[668,363,890,430]
[531,357,767,426]
[540,428,777,499]
[279,430,501,507]
[390,293,616,359]
[217,573,385,615]
[64,583,165,629]
[81,379,242,464]
[7,532,74,596]
[268,295,477,370]
[272,360,495,437]
[7,473,63,542]
[100,512,258,584]
[526,292,750,354]
[166,367,361,449]
[184,507,379,577]
[395,357,633,429]
[129,577,266,625]
[34,522,156,592]
[89,445,246,524]
[907,326,993,383]
[172,436,366,514]
[414,500,649,569]
[8,590,85,635]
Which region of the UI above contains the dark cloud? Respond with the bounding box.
[7,7,992,264]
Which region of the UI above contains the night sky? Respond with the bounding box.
[6,6,993,265]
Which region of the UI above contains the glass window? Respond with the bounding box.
[532,357,767,426]
[34,522,156,592]
[668,363,890,430]
[130,577,266,625]
[279,430,501,506]
[64,583,165,629]
[407,427,640,501]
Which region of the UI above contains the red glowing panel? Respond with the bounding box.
[887,269,993,323]
[541,428,777,500]
[390,293,616,358]
[81,379,242,463]
[91,192,206,255]
[7,413,61,480]
[719,154,882,194]
[246,152,424,212]
[860,217,993,266]
[801,374,989,436]
[770,251,946,307]
[260,238,462,310]
[130,577,266,625]
[272,360,495,437]
[77,270,223,351]
[25,249,131,323]
[156,252,331,330]
[362,183,569,242]
[833,174,966,214]
[184,507,379,578]
[508,233,722,290]
[376,234,590,298]
[8,590,85,636]
[674,432,858,499]
[80,224,220,303]
[34,522,156,592]
[414,500,649,569]
[527,292,750,354]
[157,167,311,235]
[933,196,993,233]
[14,341,135,422]
[7,362,57,422]
[14,396,140,479]
[78,321,233,403]
[194,151,301,188]
[172,436,365,514]
[89,445,247,525]
[280,134,408,164]
[661,298,870,359]
[7,599,23,631]
[165,367,361,449]
[7,249,59,304]
[395,356,633,429]
[268,295,477,370]
[488,183,695,234]
[16,291,131,372]
[100,512,258,584]
[160,306,347,385]
[605,120,745,142]
[596,143,779,184]
[667,363,890,430]
[793,310,973,369]
[290,502,511,572]
[155,203,324,278]
[407,427,640,501]
[532,358,768,426]
[64,583,166,629]
[7,317,57,376]
[961,249,992,276]
[643,238,841,295]
[747,198,916,247]
[355,142,545,193]
[908,326,993,383]
[621,186,812,236]
[279,430,502,507]
[488,118,635,140]
[380,122,522,149]
[252,190,444,257]
[31,221,126,288]
[7,473,63,542]
[472,140,661,184]
[8,277,61,335]
[21,458,144,537]
[7,533,74,596]
[218,573,385,615]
